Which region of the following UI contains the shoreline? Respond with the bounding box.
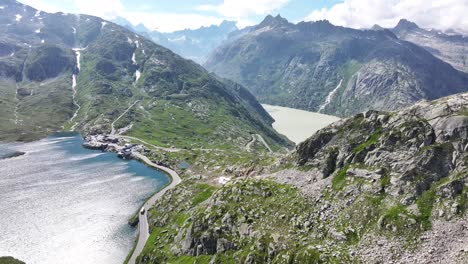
[81,134,182,264]
[126,153,176,226]
[4,132,180,263]
[123,156,174,264]
[0,133,178,263]
[125,152,182,264]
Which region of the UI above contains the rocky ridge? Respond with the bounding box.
[390,19,468,73]
[137,93,467,263]
[205,15,468,117]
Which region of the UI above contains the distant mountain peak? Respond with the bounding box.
[371,24,385,30]
[394,19,420,31]
[134,23,149,32]
[258,14,289,28]
[219,20,237,27]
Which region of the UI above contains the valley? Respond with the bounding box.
[0,1,467,264]
[205,15,468,117]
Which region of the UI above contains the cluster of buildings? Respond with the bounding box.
[82,134,146,159]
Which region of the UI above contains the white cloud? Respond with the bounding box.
[73,0,124,19]
[18,0,65,13]
[122,12,226,32]
[305,0,468,33]
[198,0,290,18]
[19,0,124,17]
[18,0,283,32]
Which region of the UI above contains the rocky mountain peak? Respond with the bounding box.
[257,14,290,28]
[206,16,468,117]
[134,23,149,32]
[219,20,238,30]
[394,18,420,31]
[390,18,468,73]
[371,24,385,30]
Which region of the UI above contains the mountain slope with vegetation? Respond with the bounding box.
[205,15,468,117]
[0,257,25,264]
[0,0,290,152]
[136,93,468,263]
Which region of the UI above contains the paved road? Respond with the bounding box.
[127,152,182,264]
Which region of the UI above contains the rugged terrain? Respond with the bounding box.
[205,15,468,117]
[136,93,467,263]
[0,0,290,153]
[390,19,467,73]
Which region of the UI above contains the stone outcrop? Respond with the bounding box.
[138,93,467,264]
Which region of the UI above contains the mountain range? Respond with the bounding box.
[0,2,467,264]
[0,0,290,151]
[112,17,238,64]
[205,15,468,117]
[389,19,468,73]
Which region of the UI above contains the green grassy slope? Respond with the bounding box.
[0,1,292,151]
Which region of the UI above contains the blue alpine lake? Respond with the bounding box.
[0,134,169,264]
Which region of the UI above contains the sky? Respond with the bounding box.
[18,0,468,33]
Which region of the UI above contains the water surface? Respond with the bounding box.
[262,104,340,144]
[0,134,169,264]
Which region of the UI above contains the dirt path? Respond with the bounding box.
[256,134,273,153]
[118,135,181,153]
[111,100,141,135]
[246,134,272,153]
[246,134,257,152]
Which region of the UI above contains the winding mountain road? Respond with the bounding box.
[246,134,273,153]
[127,152,182,264]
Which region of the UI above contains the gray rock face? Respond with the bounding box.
[391,19,468,73]
[135,94,467,264]
[205,16,468,117]
[295,93,468,191]
[268,93,468,263]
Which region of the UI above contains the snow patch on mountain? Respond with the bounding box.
[135,70,141,83]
